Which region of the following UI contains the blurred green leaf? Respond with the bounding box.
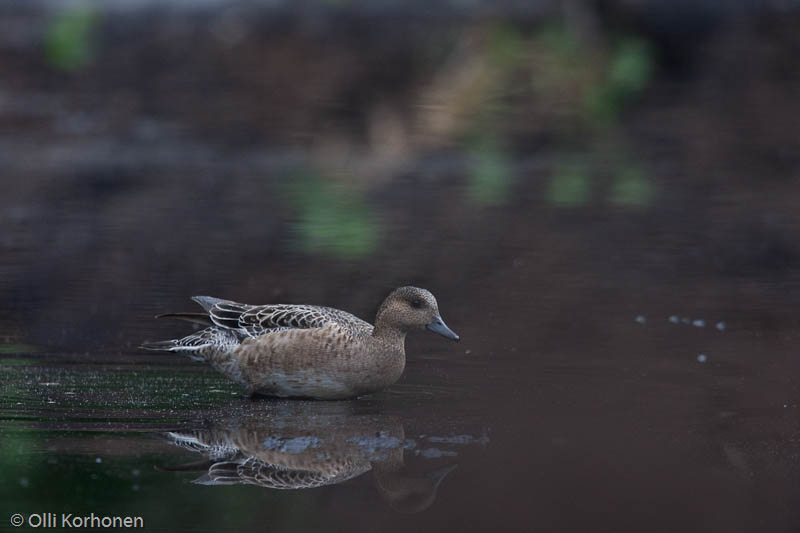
[287,173,379,260]
[548,160,591,207]
[609,38,654,96]
[488,24,525,69]
[44,6,98,71]
[532,25,581,95]
[467,142,513,206]
[582,83,620,126]
[536,24,579,58]
[609,165,653,208]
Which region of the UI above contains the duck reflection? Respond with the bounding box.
[157,404,467,513]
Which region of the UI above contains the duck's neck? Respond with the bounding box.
[371,318,408,348]
[369,317,408,390]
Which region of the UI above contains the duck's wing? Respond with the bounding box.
[192,296,371,338]
[239,305,371,336]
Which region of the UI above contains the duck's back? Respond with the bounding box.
[199,297,373,338]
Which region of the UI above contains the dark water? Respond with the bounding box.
[4,2,800,532]
[4,298,800,532]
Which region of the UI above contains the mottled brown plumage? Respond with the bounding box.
[142,286,459,399]
[158,412,457,512]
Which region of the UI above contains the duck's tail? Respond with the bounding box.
[154,312,214,327]
[140,326,241,362]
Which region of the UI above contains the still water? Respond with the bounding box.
[3,294,800,532]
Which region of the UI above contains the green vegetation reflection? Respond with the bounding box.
[610,164,654,208]
[286,171,380,260]
[467,140,514,206]
[0,429,327,531]
[44,5,99,71]
[548,159,590,207]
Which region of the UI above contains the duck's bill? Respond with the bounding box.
[426,315,460,341]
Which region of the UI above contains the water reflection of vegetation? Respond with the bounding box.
[533,25,654,125]
[0,406,476,529]
[0,360,341,529]
[0,428,330,531]
[537,26,655,208]
[548,158,591,207]
[584,37,654,125]
[468,140,513,206]
[285,172,380,260]
[458,22,656,210]
[0,345,38,356]
[547,152,654,209]
[45,5,98,71]
[609,163,653,208]
[461,26,524,207]
[1,430,142,507]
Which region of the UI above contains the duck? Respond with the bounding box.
[141,286,459,399]
[158,412,457,512]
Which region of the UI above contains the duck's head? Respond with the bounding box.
[376,286,459,341]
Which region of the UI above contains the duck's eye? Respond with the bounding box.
[409,298,424,309]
